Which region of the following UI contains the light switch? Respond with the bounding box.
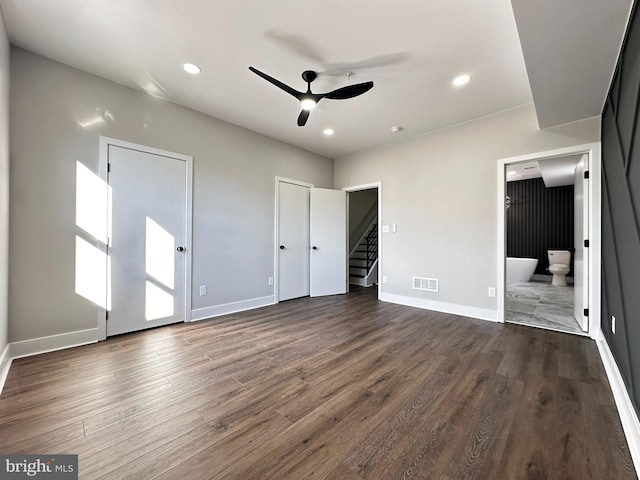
[392,223,397,233]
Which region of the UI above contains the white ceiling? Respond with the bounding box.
[512,0,633,129]
[506,154,583,186]
[0,0,632,158]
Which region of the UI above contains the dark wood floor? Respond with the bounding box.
[0,287,636,479]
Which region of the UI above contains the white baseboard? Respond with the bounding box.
[380,293,498,322]
[10,328,98,360]
[0,343,11,396]
[596,329,640,477]
[191,295,276,322]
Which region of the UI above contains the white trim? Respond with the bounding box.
[99,136,192,162]
[596,329,640,477]
[0,344,11,396]
[184,151,194,323]
[274,177,315,304]
[98,137,194,340]
[343,182,383,300]
[9,329,98,360]
[497,142,602,339]
[380,293,498,322]
[191,295,275,322]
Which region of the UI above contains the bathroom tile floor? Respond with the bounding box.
[505,279,584,334]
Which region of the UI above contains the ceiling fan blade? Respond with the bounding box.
[249,66,303,100]
[324,81,374,100]
[264,30,326,64]
[297,109,310,127]
[320,52,409,76]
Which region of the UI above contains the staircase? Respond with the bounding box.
[349,221,378,287]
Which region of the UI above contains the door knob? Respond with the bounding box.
[279,245,285,250]
[312,246,318,250]
[176,246,185,252]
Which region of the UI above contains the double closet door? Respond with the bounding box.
[277,180,347,301]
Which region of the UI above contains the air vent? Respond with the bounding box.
[413,276,438,292]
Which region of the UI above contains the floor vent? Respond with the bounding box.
[413,276,438,292]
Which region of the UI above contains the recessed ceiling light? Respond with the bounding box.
[452,74,472,87]
[391,126,404,133]
[182,63,201,74]
[507,171,517,176]
[323,128,334,136]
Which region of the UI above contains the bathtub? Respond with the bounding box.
[506,257,538,282]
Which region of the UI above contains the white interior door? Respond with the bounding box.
[278,181,310,301]
[107,145,187,336]
[574,153,589,332]
[310,187,347,297]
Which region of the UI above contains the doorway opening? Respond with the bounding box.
[344,182,382,299]
[497,143,601,339]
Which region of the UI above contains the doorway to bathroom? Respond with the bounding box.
[497,143,601,339]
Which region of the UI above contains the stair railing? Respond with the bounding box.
[350,213,378,257]
[363,224,377,272]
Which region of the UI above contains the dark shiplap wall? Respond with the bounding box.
[602,0,640,418]
[506,178,574,275]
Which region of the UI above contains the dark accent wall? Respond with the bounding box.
[602,1,640,419]
[506,178,574,275]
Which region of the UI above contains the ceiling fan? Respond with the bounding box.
[248,66,374,126]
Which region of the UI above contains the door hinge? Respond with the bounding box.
[105,311,109,320]
[584,170,589,179]
[584,308,589,317]
[584,239,589,247]
[107,163,111,173]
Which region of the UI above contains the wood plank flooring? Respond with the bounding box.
[0,287,636,479]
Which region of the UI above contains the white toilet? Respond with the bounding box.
[547,250,571,286]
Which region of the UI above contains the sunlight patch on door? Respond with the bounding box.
[145,281,174,320]
[75,236,110,309]
[145,217,175,289]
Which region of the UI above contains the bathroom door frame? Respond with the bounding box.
[496,142,601,340]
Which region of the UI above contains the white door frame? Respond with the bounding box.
[97,136,193,340]
[497,143,601,339]
[274,177,314,303]
[343,182,383,300]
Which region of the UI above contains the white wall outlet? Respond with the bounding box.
[382,225,390,233]
[382,275,388,284]
[268,277,274,286]
[199,285,207,296]
[612,315,616,334]
[488,287,496,298]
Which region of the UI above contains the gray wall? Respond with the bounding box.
[334,104,599,314]
[349,189,377,252]
[601,0,640,418]
[0,9,9,356]
[9,48,333,343]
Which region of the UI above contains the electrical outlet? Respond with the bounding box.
[199,285,207,296]
[268,277,274,286]
[382,275,388,284]
[488,287,496,298]
[612,315,616,334]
